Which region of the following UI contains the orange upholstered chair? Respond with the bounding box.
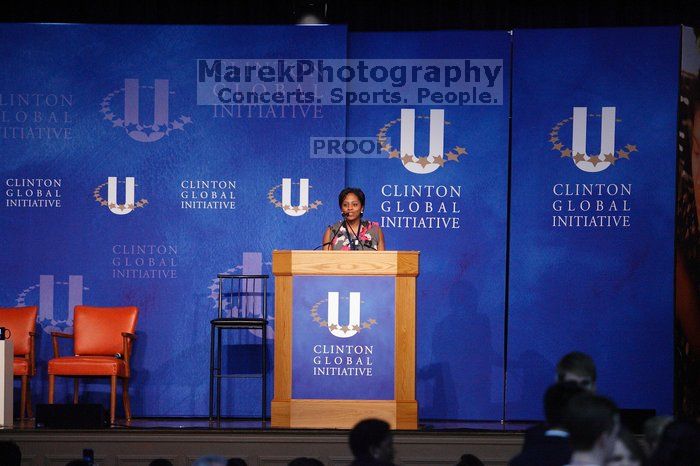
[0,306,38,420]
[48,305,138,424]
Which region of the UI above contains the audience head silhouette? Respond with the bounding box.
[287,458,324,466]
[455,453,484,466]
[544,381,585,429]
[0,441,22,466]
[349,418,395,465]
[227,459,248,466]
[606,425,645,466]
[643,415,673,456]
[649,419,700,466]
[193,456,227,466]
[564,393,619,466]
[149,460,174,466]
[556,351,597,392]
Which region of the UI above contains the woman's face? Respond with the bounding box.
[606,439,640,466]
[341,192,363,222]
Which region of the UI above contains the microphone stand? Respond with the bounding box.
[314,214,347,250]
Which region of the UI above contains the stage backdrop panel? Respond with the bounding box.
[0,24,346,416]
[507,27,679,419]
[346,31,511,420]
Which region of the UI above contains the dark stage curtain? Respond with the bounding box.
[1,1,698,29]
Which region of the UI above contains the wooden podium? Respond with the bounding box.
[271,250,419,429]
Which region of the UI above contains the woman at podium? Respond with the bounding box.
[323,187,385,251]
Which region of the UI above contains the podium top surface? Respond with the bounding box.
[272,250,419,276]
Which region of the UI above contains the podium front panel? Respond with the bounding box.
[272,250,418,429]
[292,275,395,400]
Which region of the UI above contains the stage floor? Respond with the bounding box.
[9,416,536,432]
[1,417,530,466]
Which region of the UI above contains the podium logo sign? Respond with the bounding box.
[267,178,322,217]
[310,292,377,338]
[550,106,638,173]
[100,79,192,142]
[293,276,395,400]
[378,108,468,174]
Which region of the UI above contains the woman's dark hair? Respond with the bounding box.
[338,187,365,209]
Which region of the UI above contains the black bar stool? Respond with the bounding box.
[209,274,268,425]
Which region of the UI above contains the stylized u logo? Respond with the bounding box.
[571,106,616,173]
[124,78,170,143]
[327,291,361,338]
[281,178,309,217]
[108,176,136,215]
[400,108,445,175]
[38,275,83,328]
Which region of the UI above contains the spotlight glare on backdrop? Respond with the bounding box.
[293,1,328,25]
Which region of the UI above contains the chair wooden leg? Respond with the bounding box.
[48,375,55,404]
[20,376,28,420]
[73,378,79,404]
[122,378,131,421]
[110,376,117,424]
[26,378,33,418]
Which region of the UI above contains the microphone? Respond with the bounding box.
[313,215,347,250]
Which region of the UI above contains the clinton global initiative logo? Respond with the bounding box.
[267,178,322,217]
[93,177,148,215]
[207,252,274,339]
[4,178,62,208]
[16,275,89,334]
[309,292,377,338]
[112,244,178,279]
[181,179,236,210]
[100,79,192,142]
[377,108,468,175]
[550,106,638,173]
[0,93,74,141]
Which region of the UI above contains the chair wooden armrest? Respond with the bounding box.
[29,331,36,375]
[121,332,137,376]
[51,331,74,358]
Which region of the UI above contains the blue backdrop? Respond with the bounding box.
[0,24,679,420]
[0,24,346,417]
[507,27,678,418]
[345,31,510,420]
